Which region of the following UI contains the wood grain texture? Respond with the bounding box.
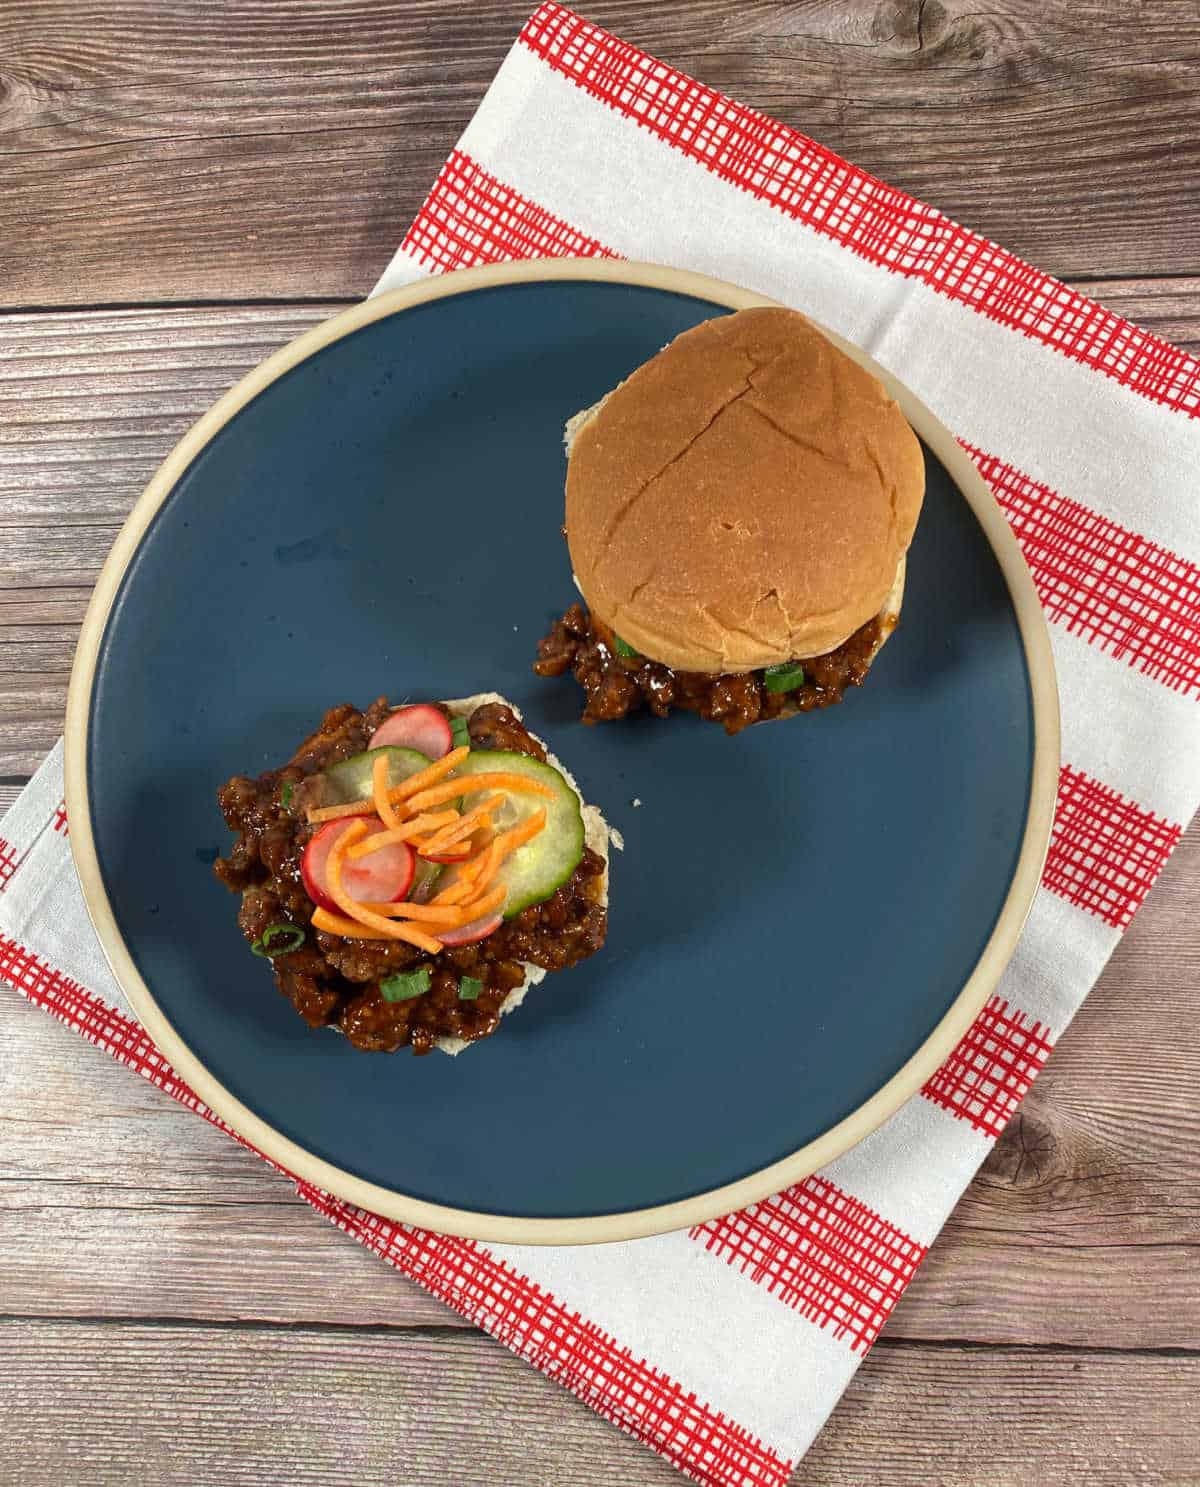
[0,993,461,1330]
[1,1320,1195,1487]
[3,0,1199,306]
[2,818,1197,1345]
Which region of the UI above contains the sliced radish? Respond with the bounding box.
[302,818,414,912]
[368,704,454,759]
[423,844,473,865]
[437,911,503,947]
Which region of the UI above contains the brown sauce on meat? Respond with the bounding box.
[214,699,606,1054]
[534,604,886,735]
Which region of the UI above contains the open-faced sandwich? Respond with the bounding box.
[214,695,608,1055]
[535,307,926,734]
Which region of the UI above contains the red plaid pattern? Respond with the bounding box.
[521,4,1200,419]
[968,443,1200,697]
[688,1175,926,1353]
[299,1199,794,1487]
[922,995,1054,1140]
[404,149,617,274]
[1044,765,1183,929]
[0,836,18,892]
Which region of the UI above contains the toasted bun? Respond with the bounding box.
[564,307,925,673]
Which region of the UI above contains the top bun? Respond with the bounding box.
[564,307,925,673]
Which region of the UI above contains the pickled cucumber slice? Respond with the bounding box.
[452,750,585,916]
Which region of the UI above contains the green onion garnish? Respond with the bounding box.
[449,715,471,749]
[763,662,806,694]
[380,966,432,1002]
[251,923,305,958]
[613,635,640,658]
[280,782,293,809]
[458,976,483,1002]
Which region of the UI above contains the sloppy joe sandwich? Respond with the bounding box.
[215,695,609,1055]
[535,307,925,734]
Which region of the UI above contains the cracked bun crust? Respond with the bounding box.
[564,307,926,673]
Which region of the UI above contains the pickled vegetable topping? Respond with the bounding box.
[299,708,582,955]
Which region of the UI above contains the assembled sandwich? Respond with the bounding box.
[535,307,925,734]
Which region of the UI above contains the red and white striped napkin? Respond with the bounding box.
[4,7,1200,1482]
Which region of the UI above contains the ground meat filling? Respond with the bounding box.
[535,604,885,736]
[214,699,606,1055]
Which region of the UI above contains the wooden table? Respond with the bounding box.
[3,3,1198,1481]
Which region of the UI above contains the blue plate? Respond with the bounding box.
[67,263,1057,1243]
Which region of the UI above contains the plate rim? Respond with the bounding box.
[64,259,1060,1245]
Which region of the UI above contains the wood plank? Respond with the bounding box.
[0,995,461,1329]
[0,1320,1194,1486]
[0,676,69,776]
[0,306,337,521]
[1086,277,1200,357]
[0,526,122,585]
[798,1341,1199,1486]
[0,1321,676,1487]
[0,589,91,626]
[1,818,1197,1343]
[2,1,1198,307]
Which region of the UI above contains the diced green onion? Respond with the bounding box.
[251,923,305,958]
[380,966,432,1002]
[280,782,293,809]
[613,635,640,658]
[763,662,806,694]
[449,715,471,749]
[458,976,483,1002]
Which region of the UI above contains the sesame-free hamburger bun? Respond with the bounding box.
[564,307,925,674]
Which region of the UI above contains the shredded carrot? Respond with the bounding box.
[430,878,477,907]
[454,883,507,921]
[325,821,444,952]
[416,844,472,863]
[304,745,474,823]
[359,884,506,926]
[311,907,443,950]
[311,908,401,941]
[407,772,554,813]
[306,798,376,824]
[493,808,547,863]
[405,830,470,857]
[465,809,547,897]
[417,794,505,856]
[344,811,458,860]
[446,844,496,886]
[358,902,476,927]
[385,745,470,803]
[373,752,404,831]
[462,835,504,886]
